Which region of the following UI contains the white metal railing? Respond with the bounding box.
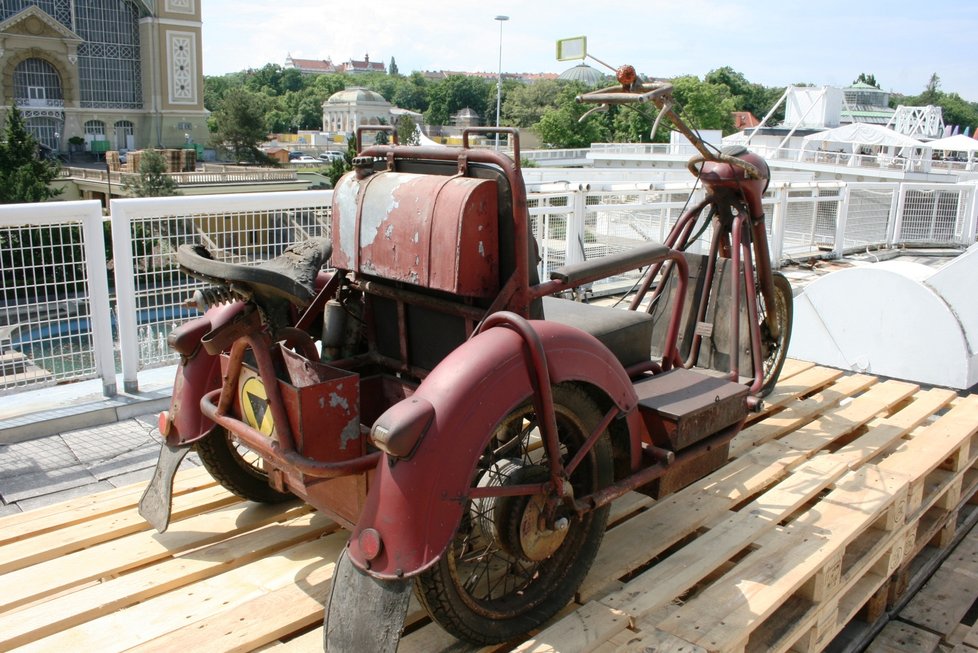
[0,201,115,396]
[62,166,300,186]
[2,177,976,397]
[110,190,333,392]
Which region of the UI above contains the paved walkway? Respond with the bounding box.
[0,367,194,516]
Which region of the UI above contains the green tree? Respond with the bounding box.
[389,57,399,76]
[502,79,564,128]
[0,105,62,203]
[396,114,420,145]
[670,76,736,135]
[424,75,493,126]
[704,66,779,120]
[209,87,274,163]
[535,82,610,148]
[854,73,880,89]
[122,150,180,197]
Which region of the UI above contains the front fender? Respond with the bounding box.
[348,319,638,579]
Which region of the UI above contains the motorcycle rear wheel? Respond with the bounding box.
[414,384,613,645]
[195,426,292,503]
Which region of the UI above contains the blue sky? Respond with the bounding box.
[201,0,978,103]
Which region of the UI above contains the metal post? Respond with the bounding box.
[494,15,509,150]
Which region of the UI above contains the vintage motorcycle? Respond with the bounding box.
[140,64,791,651]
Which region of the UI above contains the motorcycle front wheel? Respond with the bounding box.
[758,271,793,396]
[195,426,292,503]
[414,383,613,645]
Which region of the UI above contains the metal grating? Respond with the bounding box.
[900,188,963,243]
[13,58,64,107]
[843,186,894,250]
[0,222,100,391]
[124,204,333,369]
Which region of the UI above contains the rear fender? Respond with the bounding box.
[348,320,638,579]
[164,302,243,446]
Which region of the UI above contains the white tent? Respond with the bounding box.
[801,123,926,150]
[926,134,978,153]
[800,123,932,171]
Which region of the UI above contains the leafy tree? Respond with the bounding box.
[0,105,62,203]
[396,114,420,145]
[854,73,880,88]
[704,66,780,123]
[389,72,429,113]
[503,79,564,128]
[209,87,274,163]
[670,76,736,135]
[424,75,493,126]
[535,82,610,148]
[389,57,399,76]
[122,150,180,197]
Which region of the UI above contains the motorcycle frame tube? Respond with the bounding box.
[199,335,380,478]
[345,320,639,580]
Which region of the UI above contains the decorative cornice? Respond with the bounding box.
[0,6,83,43]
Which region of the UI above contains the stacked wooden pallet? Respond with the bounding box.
[0,361,975,652]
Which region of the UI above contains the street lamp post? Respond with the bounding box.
[494,15,509,150]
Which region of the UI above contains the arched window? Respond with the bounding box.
[84,120,105,136]
[114,120,134,151]
[13,58,64,107]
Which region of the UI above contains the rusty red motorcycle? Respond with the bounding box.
[140,65,791,651]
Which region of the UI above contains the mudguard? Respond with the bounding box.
[346,319,639,580]
[163,302,243,446]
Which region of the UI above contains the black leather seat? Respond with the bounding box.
[541,296,653,369]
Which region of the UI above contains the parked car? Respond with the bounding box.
[292,155,321,164]
[318,151,344,163]
[288,151,303,160]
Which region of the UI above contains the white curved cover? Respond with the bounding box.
[789,249,978,389]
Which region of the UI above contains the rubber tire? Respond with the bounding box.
[414,384,613,645]
[758,271,793,397]
[195,426,292,503]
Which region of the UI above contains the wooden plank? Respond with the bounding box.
[729,373,876,458]
[12,532,347,653]
[510,601,628,653]
[597,456,851,624]
[0,512,337,650]
[0,501,312,612]
[126,550,335,653]
[0,483,239,575]
[579,440,806,601]
[654,466,908,652]
[877,395,978,517]
[0,466,216,546]
[778,379,919,453]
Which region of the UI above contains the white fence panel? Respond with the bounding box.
[0,201,115,395]
[110,190,333,392]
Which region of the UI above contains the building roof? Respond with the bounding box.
[341,54,385,74]
[285,56,338,74]
[733,111,760,129]
[325,87,390,106]
[558,64,605,86]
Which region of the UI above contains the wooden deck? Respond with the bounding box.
[1,361,976,653]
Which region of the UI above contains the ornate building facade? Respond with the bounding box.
[0,0,207,154]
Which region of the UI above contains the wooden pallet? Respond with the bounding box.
[0,361,975,653]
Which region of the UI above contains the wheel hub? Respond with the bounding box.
[473,461,571,562]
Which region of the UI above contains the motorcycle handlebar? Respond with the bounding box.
[576,81,763,180]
